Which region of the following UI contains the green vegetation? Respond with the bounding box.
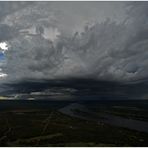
[90,105,148,121]
[105,108,148,121]
[0,109,148,146]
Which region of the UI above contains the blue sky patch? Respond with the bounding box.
[0,52,5,60]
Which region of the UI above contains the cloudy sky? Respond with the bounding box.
[0,1,148,84]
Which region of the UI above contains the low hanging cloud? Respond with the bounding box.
[1,2,148,83]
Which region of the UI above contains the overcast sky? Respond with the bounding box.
[0,2,148,84]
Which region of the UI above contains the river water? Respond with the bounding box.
[59,103,148,133]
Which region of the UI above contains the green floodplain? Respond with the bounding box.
[0,100,148,147]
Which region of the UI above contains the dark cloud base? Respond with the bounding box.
[1,78,148,100]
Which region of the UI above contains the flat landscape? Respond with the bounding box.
[1,1,148,147]
[0,100,148,147]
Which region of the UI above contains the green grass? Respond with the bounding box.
[0,109,148,146]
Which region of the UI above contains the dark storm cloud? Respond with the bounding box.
[0,24,18,42]
[0,2,34,21]
[1,2,148,83]
[0,2,34,41]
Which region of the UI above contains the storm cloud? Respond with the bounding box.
[0,2,148,83]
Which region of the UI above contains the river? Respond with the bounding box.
[59,103,148,133]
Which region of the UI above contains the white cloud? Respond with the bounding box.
[0,42,9,53]
[0,72,7,78]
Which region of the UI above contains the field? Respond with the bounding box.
[0,100,148,146]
